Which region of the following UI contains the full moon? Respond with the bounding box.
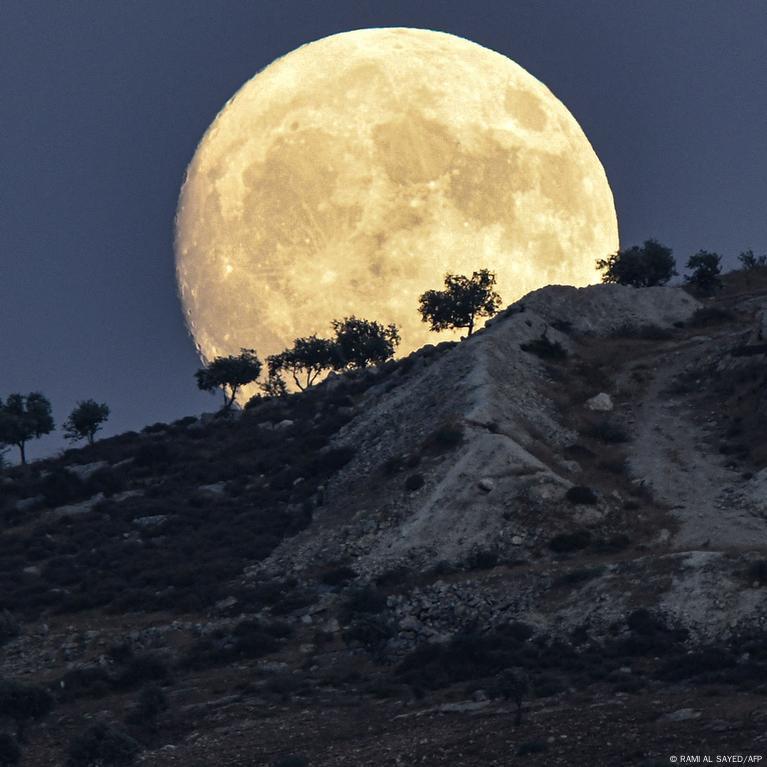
[176,28,618,401]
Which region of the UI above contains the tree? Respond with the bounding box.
[0,680,54,742]
[267,335,338,390]
[738,249,767,270]
[330,317,400,369]
[685,250,722,294]
[418,269,501,336]
[0,393,55,465]
[596,239,676,287]
[194,348,262,409]
[63,400,110,445]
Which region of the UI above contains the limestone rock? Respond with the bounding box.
[586,392,613,412]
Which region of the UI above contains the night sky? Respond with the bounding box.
[2,0,766,461]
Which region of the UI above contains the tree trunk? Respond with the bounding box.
[467,316,475,336]
[17,441,26,465]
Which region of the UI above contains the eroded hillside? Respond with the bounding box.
[2,273,767,766]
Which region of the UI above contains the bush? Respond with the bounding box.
[125,684,168,729]
[548,530,591,553]
[583,419,629,444]
[689,306,735,326]
[0,734,19,766]
[565,486,598,505]
[319,565,357,586]
[41,468,86,507]
[0,610,20,647]
[343,586,387,616]
[274,756,309,767]
[422,421,464,452]
[0,680,54,741]
[520,333,567,360]
[612,323,673,341]
[67,722,140,767]
[404,474,425,492]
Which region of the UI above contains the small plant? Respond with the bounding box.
[548,530,592,553]
[343,585,387,616]
[0,734,20,767]
[422,421,464,452]
[520,330,567,360]
[583,419,629,444]
[273,756,309,767]
[67,722,140,767]
[0,680,54,741]
[125,684,168,730]
[404,473,425,492]
[565,486,598,505]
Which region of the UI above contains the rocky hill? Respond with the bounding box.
[2,271,767,766]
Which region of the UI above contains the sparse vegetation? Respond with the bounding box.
[548,530,592,553]
[738,249,767,270]
[0,679,54,741]
[418,269,501,336]
[565,486,598,505]
[404,473,425,492]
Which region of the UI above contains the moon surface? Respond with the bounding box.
[176,28,618,401]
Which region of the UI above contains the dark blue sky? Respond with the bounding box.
[2,1,766,460]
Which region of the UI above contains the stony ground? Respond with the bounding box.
[3,272,767,766]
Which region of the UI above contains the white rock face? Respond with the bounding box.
[586,392,613,412]
[67,461,108,480]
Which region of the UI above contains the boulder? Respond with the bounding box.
[585,393,613,412]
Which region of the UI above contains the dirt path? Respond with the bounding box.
[626,334,765,550]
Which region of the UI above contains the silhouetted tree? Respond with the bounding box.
[596,239,676,287]
[0,680,54,742]
[418,269,501,336]
[195,348,262,409]
[685,250,722,294]
[63,400,110,445]
[267,335,338,390]
[258,372,289,399]
[738,249,767,270]
[330,317,400,369]
[0,393,54,465]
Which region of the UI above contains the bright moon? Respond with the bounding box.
[176,28,618,399]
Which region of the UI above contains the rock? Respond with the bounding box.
[438,700,490,713]
[478,478,495,493]
[274,419,294,430]
[14,495,44,512]
[561,460,581,474]
[511,535,524,546]
[214,596,238,612]
[133,514,169,529]
[23,566,41,577]
[199,482,226,495]
[66,461,108,480]
[660,708,701,723]
[586,393,613,412]
[44,493,105,521]
[750,468,767,513]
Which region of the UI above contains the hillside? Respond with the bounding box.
[2,272,767,766]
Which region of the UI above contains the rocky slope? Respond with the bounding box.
[2,273,767,766]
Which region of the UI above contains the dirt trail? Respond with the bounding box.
[626,333,765,550]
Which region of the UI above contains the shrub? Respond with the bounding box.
[548,530,591,553]
[689,306,735,326]
[133,442,172,469]
[67,722,140,767]
[685,250,722,294]
[0,610,20,647]
[309,445,355,475]
[553,566,606,588]
[404,474,425,492]
[125,684,168,729]
[612,323,673,341]
[422,421,464,452]
[565,486,598,505]
[517,741,548,755]
[746,560,767,585]
[112,653,171,690]
[467,548,498,570]
[0,734,20,766]
[583,419,629,444]
[343,586,387,616]
[41,468,86,507]
[520,333,567,360]
[0,680,54,741]
[274,756,309,767]
[319,565,357,586]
